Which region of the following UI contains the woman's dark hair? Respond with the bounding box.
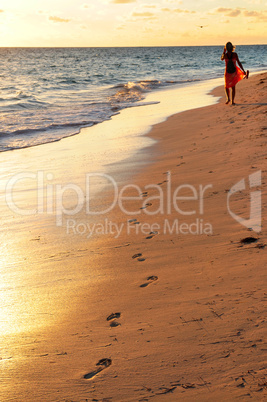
[226,42,235,52]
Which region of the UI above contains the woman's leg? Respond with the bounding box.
[231,86,236,105]
[224,87,230,104]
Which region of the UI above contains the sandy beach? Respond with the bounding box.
[1,72,266,401]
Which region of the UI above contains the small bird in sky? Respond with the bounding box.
[198,25,208,28]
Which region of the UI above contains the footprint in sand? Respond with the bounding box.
[84,358,112,379]
[128,218,140,225]
[146,231,158,240]
[107,312,121,321]
[107,312,121,327]
[132,253,146,261]
[140,202,152,210]
[110,321,121,328]
[140,191,148,198]
[140,275,158,288]
[132,253,142,259]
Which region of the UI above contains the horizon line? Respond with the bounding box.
[0,43,266,49]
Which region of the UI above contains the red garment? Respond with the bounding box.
[224,52,246,88]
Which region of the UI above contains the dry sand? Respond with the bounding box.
[1,73,266,401]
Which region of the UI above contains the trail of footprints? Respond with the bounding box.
[84,172,170,381]
[85,157,266,394]
[83,314,121,379]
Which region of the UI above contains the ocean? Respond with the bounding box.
[0,45,266,152]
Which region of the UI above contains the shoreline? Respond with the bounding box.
[1,69,264,155]
[1,72,266,401]
[0,77,222,154]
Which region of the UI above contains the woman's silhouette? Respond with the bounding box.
[221,42,248,105]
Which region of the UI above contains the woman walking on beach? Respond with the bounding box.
[221,42,248,105]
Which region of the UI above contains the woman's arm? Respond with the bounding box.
[221,46,226,60]
[236,53,246,73]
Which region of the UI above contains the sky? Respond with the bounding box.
[0,0,266,47]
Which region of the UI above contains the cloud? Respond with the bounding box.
[0,9,4,13]
[174,8,196,14]
[227,9,241,17]
[132,12,155,17]
[111,0,136,3]
[212,7,266,20]
[162,7,195,14]
[243,10,267,20]
[49,16,71,23]
[216,7,231,13]
[214,7,241,17]
[244,10,259,16]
